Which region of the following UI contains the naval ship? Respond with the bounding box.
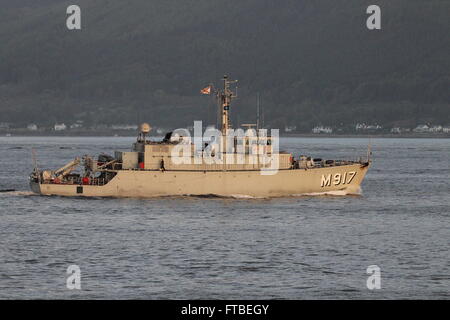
[30,76,371,198]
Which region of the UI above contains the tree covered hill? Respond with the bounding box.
[0,0,449,130]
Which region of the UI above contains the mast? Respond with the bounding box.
[31,148,40,182]
[218,75,237,135]
[256,92,260,130]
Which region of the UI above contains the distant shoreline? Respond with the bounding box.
[1,130,449,139]
[282,133,450,139]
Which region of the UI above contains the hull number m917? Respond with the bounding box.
[321,171,356,187]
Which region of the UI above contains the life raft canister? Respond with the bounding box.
[139,162,145,169]
[82,177,90,185]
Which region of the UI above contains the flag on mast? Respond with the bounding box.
[200,85,212,95]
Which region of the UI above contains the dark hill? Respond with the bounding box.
[0,0,448,130]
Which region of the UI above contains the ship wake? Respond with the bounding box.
[5,189,362,200]
[181,187,362,199]
[0,190,36,197]
[180,193,267,199]
[295,186,362,197]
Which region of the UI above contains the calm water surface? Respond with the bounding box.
[0,136,449,299]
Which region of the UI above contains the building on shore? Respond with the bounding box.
[429,125,443,133]
[111,124,138,130]
[355,123,383,132]
[54,123,67,131]
[0,122,10,130]
[27,124,38,131]
[70,121,84,129]
[284,125,297,133]
[390,127,411,134]
[312,126,333,134]
[413,124,430,133]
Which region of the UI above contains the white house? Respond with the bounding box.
[312,126,333,134]
[70,121,84,129]
[54,123,67,131]
[27,124,38,131]
[429,125,443,133]
[111,124,138,130]
[356,123,382,131]
[284,125,297,133]
[413,124,430,133]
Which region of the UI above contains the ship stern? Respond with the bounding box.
[29,181,42,195]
